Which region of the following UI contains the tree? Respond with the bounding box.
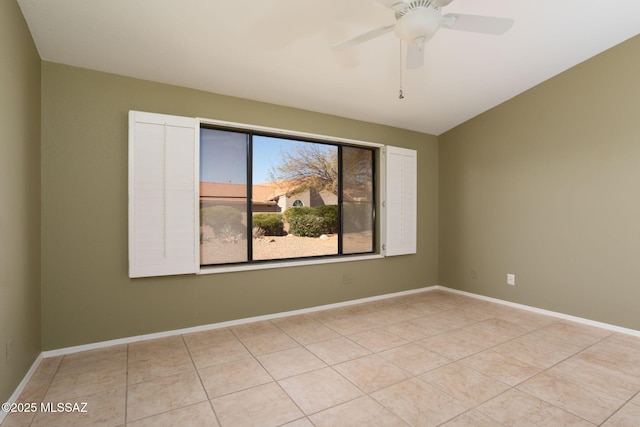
[342,146,373,195]
[268,142,338,194]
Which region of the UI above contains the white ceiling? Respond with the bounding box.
[17,0,640,135]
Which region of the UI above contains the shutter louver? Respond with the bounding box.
[385,146,417,256]
[128,111,199,277]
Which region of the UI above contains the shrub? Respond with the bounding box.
[252,214,285,236]
[252,226,265,239]
[283,206,314,223]
[288,214,327,237]
[314,205,338,233]
[201,206,244,237]
[284,205,338,236]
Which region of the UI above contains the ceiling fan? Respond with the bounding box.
[332,0,514,69]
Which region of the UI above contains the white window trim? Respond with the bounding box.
[198,254,385,275]
[129,111,416,278]
[198,117,384,149]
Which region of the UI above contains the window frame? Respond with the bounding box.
[128,110,416,278]
[197,117,384,274]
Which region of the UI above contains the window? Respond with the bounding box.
[128,111,416,278]
[199,127,375,266]
[199,129,249,264]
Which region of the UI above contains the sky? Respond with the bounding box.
[252,136,287,184]
[200,129,332,184]
[200,128,247,183]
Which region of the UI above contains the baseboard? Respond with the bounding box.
[38,285,640,358]
[438,286,640,338]
[42,286,439,358]
[0,353,43,425]
[8,284,639,419]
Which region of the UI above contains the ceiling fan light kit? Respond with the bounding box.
[395,4,442,47]
[333,0,514,69]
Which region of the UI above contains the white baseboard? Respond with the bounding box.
[0,353,43,425]
[42,286,439,358]
[439,286,640,338]
[37,285,640,358]
[6,284,639,420]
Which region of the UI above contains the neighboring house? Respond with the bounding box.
[200,181,338,213]
[200,182,278,213]
[278,188,337,211]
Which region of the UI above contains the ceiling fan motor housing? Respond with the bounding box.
[395,1,443,46]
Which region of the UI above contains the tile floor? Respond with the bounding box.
[3,290,640,426]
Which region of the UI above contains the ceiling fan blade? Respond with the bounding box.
[332,24,395,50]
[406,45,424,69]
[375,0,409,11]
[430,0,455,7]
[441,14,514,35]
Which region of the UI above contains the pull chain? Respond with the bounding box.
[399,40,405,99]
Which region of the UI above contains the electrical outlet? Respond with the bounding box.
[470,268,479,279]
[507,274,515,286]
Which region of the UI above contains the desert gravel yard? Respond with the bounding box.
[201,234,337,265]
[200,231,372,265]
[253,235,338,260]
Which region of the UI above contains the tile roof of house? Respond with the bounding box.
[200,182,246,199]
[199,181,295,204]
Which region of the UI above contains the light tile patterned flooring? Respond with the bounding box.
[3,290,640,426]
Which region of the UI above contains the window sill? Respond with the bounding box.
[197,254,384,275]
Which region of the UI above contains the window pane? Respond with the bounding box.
[252,136,338,260]
[342,146,374,254]
[200,128,248,265]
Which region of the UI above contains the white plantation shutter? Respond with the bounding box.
[385,146,417,256]
[128,111,199,278]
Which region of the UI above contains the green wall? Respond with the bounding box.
[439,35,640,330]
[0,0,42,402]
[40,62,439,350]
[6,0,639,403]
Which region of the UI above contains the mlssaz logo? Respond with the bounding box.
[40,402,88,413]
